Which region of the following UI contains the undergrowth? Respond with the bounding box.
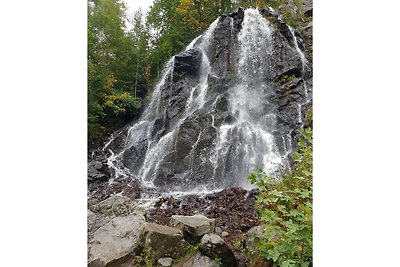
[248,128,312,267]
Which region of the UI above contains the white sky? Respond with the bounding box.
[124,0,153,17]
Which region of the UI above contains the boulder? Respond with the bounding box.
[244,225,266,255]
[143,223,187,259]
[88,195,145,267]
[199,234,237,267]
[170,214,215,243]
[174,252,218,267]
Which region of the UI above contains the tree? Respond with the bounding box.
[88,0,142,140]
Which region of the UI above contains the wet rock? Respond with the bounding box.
[143,223,187,259]
[88,196,145,267]
[199,234,238,267]
[170,214,215,243]
[212,12,240,79]
[228,7,245,32]
[158,257,173,267]
[88,160,110,181]
[174,48,202,79]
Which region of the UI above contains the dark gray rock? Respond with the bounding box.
[199,234,238,267]
[88,159,110,181]
[143,223,187,259]
[174,49,203,80]
[176,252,218,267]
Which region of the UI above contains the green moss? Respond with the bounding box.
[278,74,296,85]
[305,106,313,128]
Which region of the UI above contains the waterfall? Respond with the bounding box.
[287,25,312,124]
[103,8,309,194]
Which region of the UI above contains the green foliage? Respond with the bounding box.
[304,107,312,129]
[233,234,246,253]
[236,0,284,9]
[278,74,296,85]
[134,247,155,267]
[248,128,313,266]
[213,256,222,266]
[185,243,199,255]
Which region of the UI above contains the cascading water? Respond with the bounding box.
[287,25,312,125]
[103,8,310,194]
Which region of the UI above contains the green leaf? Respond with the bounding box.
[281,259,297,267]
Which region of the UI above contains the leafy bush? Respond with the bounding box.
[104,92,142,115]
[248,128,312,267]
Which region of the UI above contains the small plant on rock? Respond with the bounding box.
[185,243,199,255]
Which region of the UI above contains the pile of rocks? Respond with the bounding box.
[88,195,268,267]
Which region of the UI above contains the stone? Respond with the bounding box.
[143,223,187,259]
[221,231,229,238]
[88,195,145,267]
[174,48,203,79]
[88,160,109,181]
[199,234,237,267]
[175,252,218,267]
[158,257,173,267]
[244,225,266,255]
[170,214,215,242]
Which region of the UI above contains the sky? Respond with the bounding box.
[124,0,153,17]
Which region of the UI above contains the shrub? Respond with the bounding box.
[248,128,312,267]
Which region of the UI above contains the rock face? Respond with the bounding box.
[143,223,187,259]
[199,234,238,267]
[88,195,145,267]
[100,7,312,193]
[170,214,216,243]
